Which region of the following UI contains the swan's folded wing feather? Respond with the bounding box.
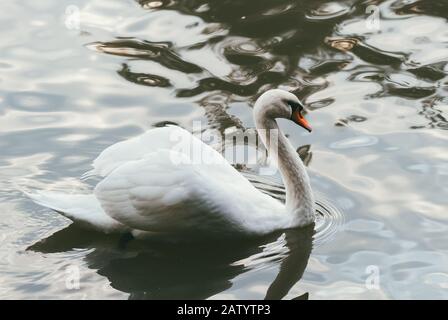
[93,149,275,235]
[91,126,221,177]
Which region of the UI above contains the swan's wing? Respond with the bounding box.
[90,126,221,177]
[25,191,128,233]
[94,149,286,235]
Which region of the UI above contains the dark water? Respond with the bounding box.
[0,0,447,299]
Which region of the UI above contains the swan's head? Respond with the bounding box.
[254,89,312,132]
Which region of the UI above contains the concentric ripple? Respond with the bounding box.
[313,192,345,247]
[243,172,345,247]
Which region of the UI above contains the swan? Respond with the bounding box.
[26,89,315,238]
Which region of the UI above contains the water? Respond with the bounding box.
[0,0,447,299]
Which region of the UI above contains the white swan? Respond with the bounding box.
[27,89,315,237]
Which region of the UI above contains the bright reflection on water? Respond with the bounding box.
[0,0,447,299]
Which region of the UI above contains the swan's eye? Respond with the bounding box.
[284,99,303,113]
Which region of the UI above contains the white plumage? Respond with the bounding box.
[26,89,315,238]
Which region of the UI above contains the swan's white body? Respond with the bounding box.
[27,90,315,237]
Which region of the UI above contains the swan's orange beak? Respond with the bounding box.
[291,110,312,132]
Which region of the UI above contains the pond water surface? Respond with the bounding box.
[0,0,447,299]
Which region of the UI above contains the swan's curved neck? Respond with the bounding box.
[256,116,314,225]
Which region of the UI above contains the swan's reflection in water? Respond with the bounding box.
[29,224,313,300]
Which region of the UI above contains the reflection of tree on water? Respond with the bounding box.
[29,224,313,300]
[91,0,351,100]
[84,0,448,131]
[413,96,448,130]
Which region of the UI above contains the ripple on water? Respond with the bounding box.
[117,63,172,88]
[330,135,379,149]
[223,40,267,66]
[86,39,203,74]
[243,172,345,247]
[142,1,164,10]
[306,2,351,21]
[314,193,345,247]
[6,91,66,112]
[326,37,407,66]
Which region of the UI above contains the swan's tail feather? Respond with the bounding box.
[24,190,127,233]
[80,169,96,181]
